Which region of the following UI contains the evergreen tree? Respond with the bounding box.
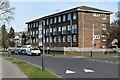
[8,27,15,47]
[1,24,9,49]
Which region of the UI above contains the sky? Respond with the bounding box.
[9,0,119,32]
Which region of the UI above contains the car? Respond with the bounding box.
[20,49,27,55]
[27,48,41,56]
[10,49,16,55]
[14,49,21,55]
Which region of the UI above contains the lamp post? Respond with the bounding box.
[70,19,72,50]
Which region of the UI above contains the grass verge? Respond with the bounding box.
[3,56,62,80]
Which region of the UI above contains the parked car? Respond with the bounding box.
[27,48,41,56]
[10,49,16,55]
[20,49,27,55]
[14,49,21,55]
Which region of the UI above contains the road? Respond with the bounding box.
[6,53,119,80]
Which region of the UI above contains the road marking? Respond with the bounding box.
[66,70,76,74]
[84,68,95,73]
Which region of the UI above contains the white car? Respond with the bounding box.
[27,48,41,56]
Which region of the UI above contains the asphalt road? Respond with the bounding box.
[4,53,119,79]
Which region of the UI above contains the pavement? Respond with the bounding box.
[0,54,28,79]
[9,54,119,79]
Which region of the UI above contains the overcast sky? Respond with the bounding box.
[9,0,119,32]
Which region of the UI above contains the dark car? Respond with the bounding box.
[10,49,15,55]
[20,49,27,55]
[14,49,21,55]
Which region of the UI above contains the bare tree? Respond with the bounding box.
[0,0,15,23]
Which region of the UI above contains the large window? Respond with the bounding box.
[58,36,61,42]
[46,19,49,25]
[50,18,53,24]
[63,15,66,22]
[46,37,49,42]
[72,24,77,34]
[68,35,71,42]
[63,36,66,42]
[73,12,76,19]
[53,27,57,35]
[102,35,107,41]
[58,27,61,32]
[50,28,52,36]
[36,22,39,27]
[50,37,52,42]
[46,29,49,36]
[54,37,56,42]
[43,20,45,26]
[68,13,71,20]
[62,26,66,34]
[54,17,57,23]
[73,35,77,42]
[68,25,71,31]
[58,16,61,22]
[102,24,106,30]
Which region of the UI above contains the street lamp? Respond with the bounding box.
[70,19,72,50]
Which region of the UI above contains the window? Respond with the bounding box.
[43,38,45,43]
[73,12,76,19]
[50,37,52,42]
[68,13,71,20]
[102,24,106,30]
[33,23,35,28]
[68,36,71,42]
[33,39,35,43]
[93,35,100,40]
[46,29,49,36]
[36,22,39,27]
[50,28,52,33]
[63,36,66,42]
[73,35,77,42]
[92,13,100,16]
[58,36,61,42]
[43,20,45,26]
[43,29,45,33]
[54,17,57,23]
[54,37,56,42]
[50,18,53,24]
[102,46,106,48]
[101,14,106,19]
[102,35,107,41]
[58,27,61,32]
[36,31,38,34]
[62,26,66,34]
[68,25,71,31]
[53,27,57,35]
[72,24,77,34]
[46,19,49,25]
[63,15,66,22]
[50,28,52,36]
[46,37,49,42]
[58,16,61,22]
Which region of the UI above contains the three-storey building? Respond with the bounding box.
[26,5,112,48]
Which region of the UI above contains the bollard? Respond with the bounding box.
[42,57,45,70]
[90,51,92,57]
